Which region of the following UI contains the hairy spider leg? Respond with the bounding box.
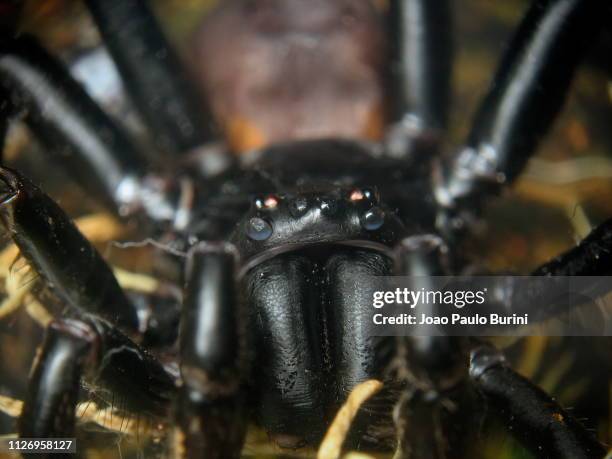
[0,37,159,217]
[173,243,246,459]
[386,0,453,159]
[434,0,608,227]
[0,166,141,333]
[84,0,222,160]
[469,346,606,458]
[19,321,92,453]
[19,317,176,457]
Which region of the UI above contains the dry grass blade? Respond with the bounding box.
[0,395,23,418]
[113,268,159,293]
[0,280,31,320]
[0,394,163,439]
[317,380,383,459]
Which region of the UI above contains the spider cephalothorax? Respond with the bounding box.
[232,185,403,265]
[0,0,610,458]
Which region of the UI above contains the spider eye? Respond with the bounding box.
[246,217,273,240]
[289,197,309,217]
[254,194,279,209]
[360,207,385,231]
[362,188,378,201]
[349,189,365,201]
[351,188,378,204]
[319,198,338,216]
[253,197,265,208]
[264,195,279,208]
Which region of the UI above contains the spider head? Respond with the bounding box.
[230,186,406,272]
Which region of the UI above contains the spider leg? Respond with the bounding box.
[532,216,612,276]
[433,0,608,230]
[386,234,607,457]
[0,166,141,333]
[389,236,471,458]
[84,0,225,164]
[19,320,92,444]
[469,345,606,458]
[20,318,175,450]
[0,37,177,219]
[393,235,467,381]
[386,0,453,159]
[469,217,612,325]
[173,243,246,459]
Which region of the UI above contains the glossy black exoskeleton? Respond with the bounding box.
[0,0,609,458]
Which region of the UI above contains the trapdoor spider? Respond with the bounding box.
[0,0,610,458]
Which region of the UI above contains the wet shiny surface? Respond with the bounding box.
[0,1,610,458]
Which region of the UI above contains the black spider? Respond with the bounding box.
[0,0,609,458]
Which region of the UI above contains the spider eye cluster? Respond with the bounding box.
[248,193,279,241]
[349,187,385,231]
[361,207,385,230]
[289,197,309,217]
[246,217,273,240]
[254,194,280,209]
[349,187,377,202]
[245,188,386,242]
[319,198,338,216]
